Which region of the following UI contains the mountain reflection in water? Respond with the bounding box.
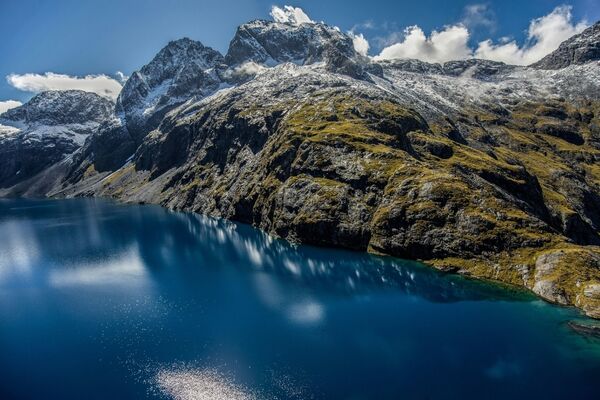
[1,198,599,400]
[0,197,526,304]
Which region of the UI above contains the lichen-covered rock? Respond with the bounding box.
[533,251,570,305]
[531,249,600,317]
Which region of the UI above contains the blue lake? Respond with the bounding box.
[0,198,599,399]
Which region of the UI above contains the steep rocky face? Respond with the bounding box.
[532,22,600,69]
[76,38,226,173]
[0,90,113,188]
[225,20,377,79]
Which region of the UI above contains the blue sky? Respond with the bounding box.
[0,0,598,105]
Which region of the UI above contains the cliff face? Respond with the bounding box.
[2,17,600,318]
[47,63,600,319]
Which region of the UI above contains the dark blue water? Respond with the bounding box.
[0,198,599,399]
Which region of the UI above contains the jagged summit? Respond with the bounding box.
[532,21,600,69]
[225,19,354,65]
[116,37,225,139]
[224,19,376,79]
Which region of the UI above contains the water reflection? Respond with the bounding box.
[1,198,599,400]
[149,209,529,304]
[0,198,528,304]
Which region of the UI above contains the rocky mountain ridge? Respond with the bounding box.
[1,17,600,318]
[532,21,600,69]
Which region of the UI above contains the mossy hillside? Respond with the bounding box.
[102,93,600,317]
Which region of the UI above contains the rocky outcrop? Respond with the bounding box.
[532,22,600,69]
[117,37,225,141]
[533,249,600,317]
[378,58,515,80]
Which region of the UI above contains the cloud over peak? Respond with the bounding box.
[270,5,313,25]
[374,25,472,63]
[373,5,588,65]
[0,100,22,114]
[6,72,122,100]
[474,5,587,65]
[350,32,370,56]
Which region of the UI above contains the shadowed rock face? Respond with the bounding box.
[532,22,600,69]
[73,38,226,173]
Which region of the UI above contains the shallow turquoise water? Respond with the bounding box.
[0,198,599,399]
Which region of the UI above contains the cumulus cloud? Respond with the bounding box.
[0,100,22,114]
[474,5,587,65]
[375,6,587,65]
[270,5,313,25]
[6,72,122,100]
[350,32,370,56]
[374,25,472,63]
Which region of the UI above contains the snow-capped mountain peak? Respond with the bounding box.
[0,90,113,126]
[224,19,376,79]
[116,38,225,139]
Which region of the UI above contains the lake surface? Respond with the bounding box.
[0,198,599,399]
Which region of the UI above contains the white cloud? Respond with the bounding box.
[6,72,122,100]
[350,32,370,56]
[462,3,496,31]
[375,6,587,65]
[374,25,472,63]
[0,100,22,114]
[115,71,128,84]
[474,5,587,65]
[270,5,313,25]
[222,61,267,80]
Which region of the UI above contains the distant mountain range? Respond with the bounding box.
[1,18,600,318]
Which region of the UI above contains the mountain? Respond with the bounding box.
[117,37,225,140]
[225,19,378,79]
[2,18,600,319]
[532,21,600,69]
[0,90,113,189]
[72,38,226,173]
